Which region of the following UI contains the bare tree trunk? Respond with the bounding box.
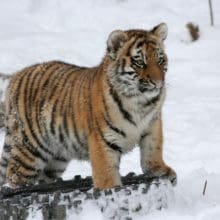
[208,0,214,26]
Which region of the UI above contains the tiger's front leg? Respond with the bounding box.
[88,132,122,189]
[140,117,177,185]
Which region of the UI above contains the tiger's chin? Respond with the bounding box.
[121,86,162,100]
[142,87,162,101]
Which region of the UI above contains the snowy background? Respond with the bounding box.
[0,0,220,219]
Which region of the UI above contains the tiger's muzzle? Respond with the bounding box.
[138,79,163,93]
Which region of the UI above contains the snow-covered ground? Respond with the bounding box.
[0,0,220,219]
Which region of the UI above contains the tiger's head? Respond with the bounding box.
[106,23,168,99]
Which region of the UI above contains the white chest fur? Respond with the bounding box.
[105,88,165,153]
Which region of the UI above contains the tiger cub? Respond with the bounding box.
[0,23,176,189]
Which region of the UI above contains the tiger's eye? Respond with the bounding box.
[135,60,146,68]
[132,57,146,68]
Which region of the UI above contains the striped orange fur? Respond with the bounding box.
[0,23,176,189]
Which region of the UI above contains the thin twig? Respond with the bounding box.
[208,0,214,26]
[203,180,208,196]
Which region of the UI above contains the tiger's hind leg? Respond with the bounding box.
[5,144,45,187]
[3,133,46,187]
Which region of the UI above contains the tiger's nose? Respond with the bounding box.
[148,78,164,89]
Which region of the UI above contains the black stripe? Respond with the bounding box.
[64,69,84,138]
[136,40,144,48]
[24,69,33,121]
[147,40,157,45]
[121,58,126,72]
[72,115,83,146]
[54,156,69,162]
[102,93,110,117]
[62,82,72,138]
[143,94,160,107]
[59,126,64,143]
[71,73,87,147]
[109,84,136,126]
[58,126,69,150]
[75,72,88,141]
[87,72,97,132]
[3,144,11,152]
[31,66,48,102]
[120,71,136,75]
[56,70,75,148]
[101,133,122,153]
[102,92,125,137]
[50,99,59,135]
[12,155,36,172]
[14,73,27,116]
[149,95,160,104]
[68,73,85,147]
[17,147,35,162]
[103,114,126,137]
[72,143,79,153]
[0,157,8,167]
[22,131,48,162]
[30,71,42,103]
[105,139,122,153]
[71,111,83,147]
[140,132,149,140]
[26,70,44,148]
[63,112,69,137]
[96,119,122,153]
[70,74,84,147]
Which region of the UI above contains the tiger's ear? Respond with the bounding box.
[151,23,168,41]
[107,30,127,59]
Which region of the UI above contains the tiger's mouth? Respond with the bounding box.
[139,84,155,93]
[138,81,163,93]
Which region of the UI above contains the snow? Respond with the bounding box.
[0,0,220,219]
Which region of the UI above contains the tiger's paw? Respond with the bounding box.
[145,165,177,186]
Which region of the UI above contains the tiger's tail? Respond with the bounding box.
[0,139,11,186]
[0,72,11,129]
